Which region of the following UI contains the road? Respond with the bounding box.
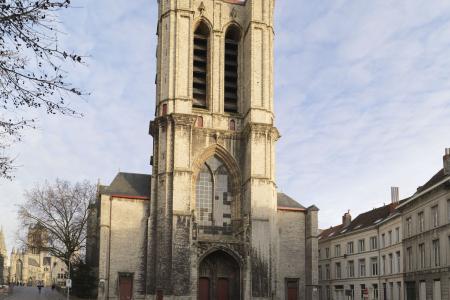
[3,286,79,300]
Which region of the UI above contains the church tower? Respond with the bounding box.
[148,0,280,299]
[0,227,7,285]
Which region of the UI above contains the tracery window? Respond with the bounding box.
[195,156,233,235]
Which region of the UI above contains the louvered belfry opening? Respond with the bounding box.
[224,26,240,113]
[193,22,210,109]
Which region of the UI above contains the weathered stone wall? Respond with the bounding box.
[97,196,149,300]
[0,255,4,285]
[306,207,319,300]
[147,0,303,299]
[276,210,306,299]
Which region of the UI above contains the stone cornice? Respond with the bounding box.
[150,114,197,136]
[241,122,280,141]
[170,113,197,127]
[159,9,194,24]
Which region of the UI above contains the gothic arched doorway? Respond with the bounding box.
[198,250,240,300]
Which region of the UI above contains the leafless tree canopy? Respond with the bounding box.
[0,0,85,178]
[19,179,96,267]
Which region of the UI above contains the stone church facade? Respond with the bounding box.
[0,228,8,285]
[87,0,319,299]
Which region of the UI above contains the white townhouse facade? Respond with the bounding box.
[319,191,405,300]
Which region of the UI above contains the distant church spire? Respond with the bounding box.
[0,226,6,256]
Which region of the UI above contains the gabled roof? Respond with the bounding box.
[277,193,306,210]
[398,167,449,209]
[319,202,402,240]
[416,168,446,193]
[102,172,151,198]
[28,257,40,267]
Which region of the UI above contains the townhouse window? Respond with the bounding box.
[348,260,355,278]
[433,280,441,300]
[418,211,424,232]
[319,265,322,280]
[388,230,392,246]
[388,253,393,274]
[358,239,365,253]
[381,234,385,248]
[382,256,386,275]
[335,244,341,257]
[395,227,400,243]
[447,199,450,222]
[396,251,401,273]
[347,242,354,254]
[318,249,321,260]
[406,217,412,236]
[360,284,366,300]
[326,286,331,300]
[193,22,210,109]
[432,239,440,267]
[406,247,413,271]
[419,243,425,269]
[325,247,330,259]
[370,257,378,276]
[335,262,341,279]
[370,236,378,250]
[372,284,379,300]
[325,264,330,280]
[358,259,366,277]
[431,205,439,228]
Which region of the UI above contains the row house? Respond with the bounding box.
[318,192,403,300]
[397,149,450,300]
[318,149,450,300]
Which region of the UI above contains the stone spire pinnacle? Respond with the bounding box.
[0,226,6,255]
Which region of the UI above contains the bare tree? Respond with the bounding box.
[0,0,85,178]
[18,179,95,267]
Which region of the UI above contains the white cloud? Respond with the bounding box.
[1,1,450,251]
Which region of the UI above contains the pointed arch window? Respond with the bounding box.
[195,156,233,235]
[224,25,241,113]
[193,22,210,109]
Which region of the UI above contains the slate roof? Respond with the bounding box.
[102,172,151,198]
[319,202,402,240]
[277,193,306,209]
[100,173,310,209]
[319,165,449,240]
[416,168,446,193]
[28,257,40,267]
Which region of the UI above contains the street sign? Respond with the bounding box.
[66,279,72,288]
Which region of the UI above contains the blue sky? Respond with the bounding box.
[1,0,450,251]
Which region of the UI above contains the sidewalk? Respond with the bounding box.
[57,289,85,300]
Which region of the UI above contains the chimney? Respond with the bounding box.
[342,210,352,228]
[391,187,399,204]
[444,148,450,175]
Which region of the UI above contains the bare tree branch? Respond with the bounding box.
[0,0,87,178]
[18,179,96,267]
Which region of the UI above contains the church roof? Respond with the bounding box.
[102,172,151,199]
[100,173,310,210]
[277,193,305,209]
[28,257,40,267]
